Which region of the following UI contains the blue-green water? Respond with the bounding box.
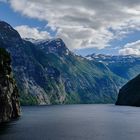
[0,104,140,140]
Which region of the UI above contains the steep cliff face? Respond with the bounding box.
[0,48,20,123]
[116,74,140,106]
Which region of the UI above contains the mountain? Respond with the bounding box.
[0,21,125,105]
[86,53,140,81]
[0,47,20,123]
[116,74,140,106]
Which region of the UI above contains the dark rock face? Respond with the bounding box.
[116,74,140,106]
[0,48,20,123]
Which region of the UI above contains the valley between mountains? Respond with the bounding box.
[0,21,140,105]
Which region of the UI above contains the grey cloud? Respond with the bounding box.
[6,0,140,49]
[119,40,140,55]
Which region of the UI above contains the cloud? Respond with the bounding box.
[119,40,140,55]
[57,26,114,49]
[119,48,140,55]
[6,0,140,49]
[15,25,50,39]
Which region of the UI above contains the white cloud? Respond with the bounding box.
[119,48,140,55]
[6,0,140,49]
[15,25,50,39]
[57,26,114,49]
[119,40,140,55]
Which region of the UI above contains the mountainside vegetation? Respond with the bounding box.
[86,54,140,81]
[0,21,134,105]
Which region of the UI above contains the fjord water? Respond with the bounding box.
[0,105,140,140]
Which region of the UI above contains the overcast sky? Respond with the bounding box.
[0,0,140,56]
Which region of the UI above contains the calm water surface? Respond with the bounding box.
[0,104,140,140]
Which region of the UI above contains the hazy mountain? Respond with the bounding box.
[0,21,125,105]
[86,53,140,81]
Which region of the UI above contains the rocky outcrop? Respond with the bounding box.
[0,47,20,123]
[116,74,140,106]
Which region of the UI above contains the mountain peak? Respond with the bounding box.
[0,21,22,44]
[29,38,70,56]
[86,53,140,62]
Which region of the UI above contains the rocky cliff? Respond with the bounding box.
[0,47,20,123]
[116,74,140,106]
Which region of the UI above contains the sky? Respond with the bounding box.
[0,0,140,56]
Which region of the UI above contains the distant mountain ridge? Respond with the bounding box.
[86,53,140,81]
[86,53,140,63]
